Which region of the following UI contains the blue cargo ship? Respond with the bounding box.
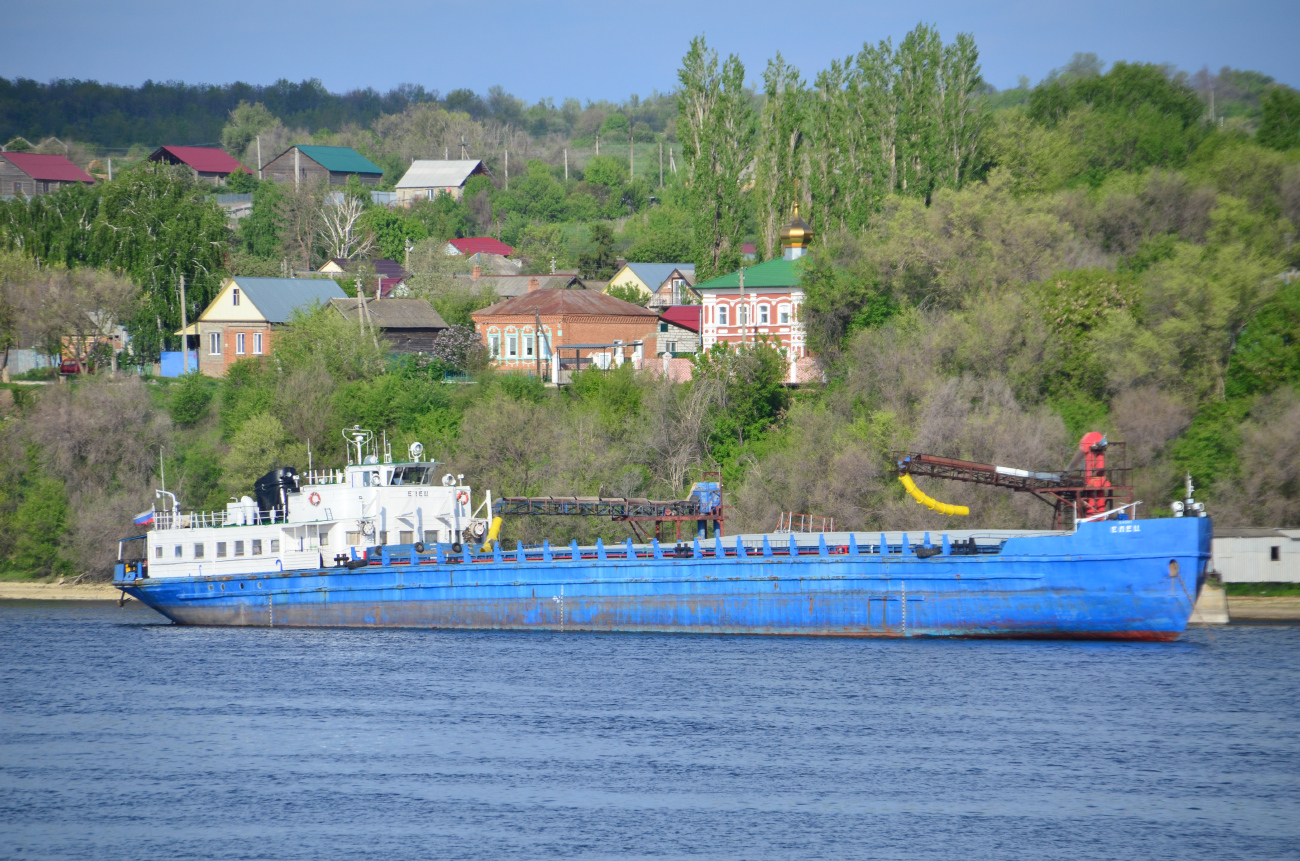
[114,427,1212,640]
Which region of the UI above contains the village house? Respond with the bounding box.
[604,262,697,309]
[472,287,660,378]
[148,146,250,184]
[261,145,384,187]
[444,237,515,257]
[454,268,586,299]
[0,152,95,197]
[695,207,817,384]
[656,305,702,355]
[396,160,490,205]
[328,298,448,353]
[187,277,346,376]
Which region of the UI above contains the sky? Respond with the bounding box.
[3,0,1297,101]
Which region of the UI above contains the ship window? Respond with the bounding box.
[194,543,204,558]
[155,546,163,558]
[424,530,439,545]
[319,530,329,547]
[346,532,362,545]
[252,539,262,555]
[400,531,414,544]
[1272,546,1281,561]
[379,531,389,545]
[234,540,245,556]
[390,466,431,485]
[174,545,183,558]
[270,539,280,553]
[217,542,227,557]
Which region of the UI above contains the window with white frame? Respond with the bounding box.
[253,332,263,354]
[524,331,534,357]
[209,332,221,354]
[232,288,240,306]
[778,304,791,324]
[488,334,501,358]
[717,305,729,326]
[737,304,749,326]
[540,333,551,358]
[759,304,770,325]
[236,333,245,354]
[506,334,517,357]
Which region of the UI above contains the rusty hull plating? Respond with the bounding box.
[116,517,1212,640]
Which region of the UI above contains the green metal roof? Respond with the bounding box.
[693,257,803,291]
[295,145,383,175]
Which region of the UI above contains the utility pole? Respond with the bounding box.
[504,149,508,191]
[178,274,189,374]
[564,148,568,182]
[630,132,634,178]
[294,147,300,187]
[445,146,449,160]
[534,312,542,379]
[107,157,113,181]
[659,142,663,188]
[355,274,365,341]
[256,136,262,180]
[669,146,677,175]
[595,134,600,156]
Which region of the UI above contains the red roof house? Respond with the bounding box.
[149,146,251,183]
[447,237,515,257]
[0,153,95,197]
[659,305,702,333]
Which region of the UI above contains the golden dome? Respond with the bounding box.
[779,203,813,249]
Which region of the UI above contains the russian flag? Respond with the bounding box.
[133,509,154,526]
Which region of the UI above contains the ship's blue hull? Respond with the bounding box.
[115,518,1212,641]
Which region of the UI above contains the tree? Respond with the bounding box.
[678,36,755,279]
[754,53,805,258]
[29,267,138,375]
[578,223,617,279]
[90,163,228,359]
[318,179,375,261]
[221,101,277,161]
[1257,86,1300,151]
[277,177,326,270]
[606,283,650,305]
[598,113,631,142]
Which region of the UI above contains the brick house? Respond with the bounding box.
[694,207,817,384]
[0,153,95,197]
[148,146,250,184]
[189,277,346,376]
[261,145,384,187]
[472,288,660,378]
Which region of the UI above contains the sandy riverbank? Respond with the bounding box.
[0,581,119,601]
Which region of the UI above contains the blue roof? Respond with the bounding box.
[620,263,694,289]
[229,277,347,323]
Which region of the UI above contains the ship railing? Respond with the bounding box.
[304,469,346,486]
[153,508,288,530]
[341,533,1004,567]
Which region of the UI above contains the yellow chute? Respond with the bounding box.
[479,516,504,552]
[898,475,969,516]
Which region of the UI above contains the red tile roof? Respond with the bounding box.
[659,305,702,332]
[473,289,659,319]
[150,146,250,174]
[449,237,515,257]
[2,153,95,183]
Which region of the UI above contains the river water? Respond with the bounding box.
[1,601,1298,860]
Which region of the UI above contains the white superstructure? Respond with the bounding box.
[139,427,490,579]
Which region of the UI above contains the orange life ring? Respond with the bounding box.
[309,491,322,506]
[456,490,469,505]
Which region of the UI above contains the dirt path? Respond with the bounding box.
[1227,596,1300,621]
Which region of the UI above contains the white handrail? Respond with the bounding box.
[1074,500,1142,529]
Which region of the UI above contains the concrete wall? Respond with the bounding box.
[1211,533,1300,583]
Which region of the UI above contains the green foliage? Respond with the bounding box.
[567,363,641,433]
[224,412,301,497]
[497,372,548,404]
[583,155,629,188]
[1227,277,1300,398]
[1257,86,1300,151]
[235,179,286,259]
[1168,398,1249,491]
[409,193,476,240]
[272,303,386,382]
[802,246,898,353]
[578,223,618,279]
[606,283,650,305]
[693,340,790,453]
[168,372,215,426]
[598,113,631,141]
[360,207,429,261]
[8,468,72,579]
[220,101,276,161]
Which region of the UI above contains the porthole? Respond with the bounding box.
[1168,559,1179,577]
[239,582,245,589]
[220,583,225,591]
[257,582,263,589]
[208,584,214,591]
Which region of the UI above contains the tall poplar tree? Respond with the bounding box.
[754,54,805,259]
[678,36,755,279]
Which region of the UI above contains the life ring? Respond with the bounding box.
[456,490,469,505]
[309,492,322,506]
